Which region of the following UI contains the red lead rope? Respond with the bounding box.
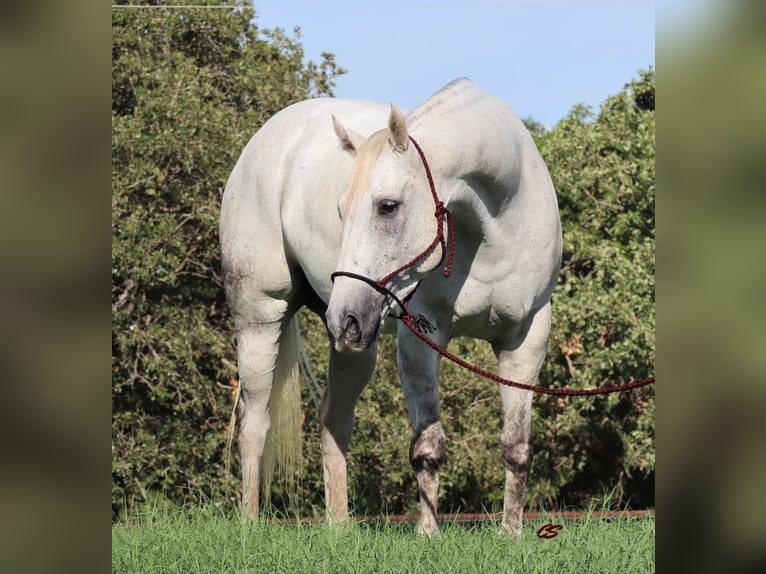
[401,311,655,396]
[334,135,655,396]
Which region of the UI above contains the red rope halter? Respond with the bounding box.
[331,135,654,396]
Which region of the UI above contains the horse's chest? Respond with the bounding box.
[450,276,531,338]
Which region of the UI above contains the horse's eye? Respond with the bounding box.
[377,199,399,217]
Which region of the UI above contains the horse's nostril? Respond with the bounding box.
[343,313,361,341]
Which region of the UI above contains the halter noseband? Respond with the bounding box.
[330,135,456,330]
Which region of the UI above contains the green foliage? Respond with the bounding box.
[530,69,655,507]
[111,1,344,518]
[111,0,654,521]
[522,116,549,140]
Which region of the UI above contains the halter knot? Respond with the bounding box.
[438,204,456,278]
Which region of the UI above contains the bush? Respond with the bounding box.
[531,70,655,507]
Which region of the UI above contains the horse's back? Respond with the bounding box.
[221,97,381,229]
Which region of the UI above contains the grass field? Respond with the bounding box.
[112,504,654,573]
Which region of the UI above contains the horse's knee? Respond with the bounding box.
[410,423,447,473]
[501,439,533,474]
[237,388,271,446]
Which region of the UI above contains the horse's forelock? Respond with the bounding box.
[343,129,388,218]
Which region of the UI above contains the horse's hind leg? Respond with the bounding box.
[235,320,283,518]
[320,344,376,523]
[493,302,553,539]
[397,323,448,537]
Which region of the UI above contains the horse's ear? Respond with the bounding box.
[387,104,409,153]
[332,115,363,156]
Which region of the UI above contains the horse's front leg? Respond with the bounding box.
[320,344,376,524]
[496,384,533,539]
[493,303,553,539]
[397,322,447,537]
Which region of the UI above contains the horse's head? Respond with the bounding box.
[326,105,445,352]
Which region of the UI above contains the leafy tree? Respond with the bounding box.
[111,0,344,518]
[522,116,549,140]
[530,69,655,507]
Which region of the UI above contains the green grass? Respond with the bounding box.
[112,504,654,573]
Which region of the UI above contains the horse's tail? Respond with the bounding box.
[225,317,305,507]
[261,317,304,504]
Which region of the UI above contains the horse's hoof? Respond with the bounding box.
[497,524,522,540]
[418,523,441,538]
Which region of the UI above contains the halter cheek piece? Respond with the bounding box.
[330,135,456,333]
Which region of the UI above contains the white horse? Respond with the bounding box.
[220,78,561,538]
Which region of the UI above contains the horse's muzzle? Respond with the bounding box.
[325,283,383,352]
[327,308,381,352]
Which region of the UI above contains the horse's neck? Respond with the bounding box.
[413,102,529,222]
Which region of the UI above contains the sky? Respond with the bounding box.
[253,1,655,128]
